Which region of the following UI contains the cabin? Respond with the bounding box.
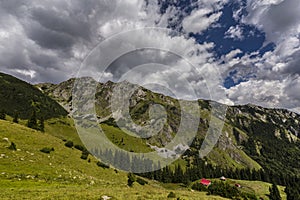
[200,178,211,186]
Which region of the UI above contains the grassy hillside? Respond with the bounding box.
[207,179,287,200]
[0,72,67,119]
[0,119,229,200]
[101,124,153,153]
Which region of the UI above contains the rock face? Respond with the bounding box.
[36,78,75,113]
[37,78,300,172]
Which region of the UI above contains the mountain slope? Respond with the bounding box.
[0,119,228,200]
[39,78,300,178]
[0,72,67,119]
[38,79,261,169]
[226,105,300,176]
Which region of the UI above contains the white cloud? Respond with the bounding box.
[225,25,244,40]
[243,0,300,42]
[182,8,222,34]
[12,69,36,79]
[1,0,300,114]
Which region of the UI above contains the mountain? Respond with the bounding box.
[0,72,67,119]
[226,105,300,176]
[37,77,300,178]
[0,72,299,199]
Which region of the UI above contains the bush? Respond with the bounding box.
[97,161,110,169]
[207,181,240,199]
[192,182,208,192]
[64,141,73,148]
[40,147,54,154]
[8,142,16,151]
[136,177,148,185]
[127,173,136,187]
[167,192,176,198]
[80,150,89,160]
[74,144,86,151]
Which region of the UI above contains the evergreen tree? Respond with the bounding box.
[27,110,38,130]
[269,183,281,200]
[0,109,6,120]
[285,185,300,200]
[173,165,184,183]
[38,117,45,132]
[13,112,19,123]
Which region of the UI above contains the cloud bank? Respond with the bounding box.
[0,0,300,112]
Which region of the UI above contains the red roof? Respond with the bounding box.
[200,178,211,186]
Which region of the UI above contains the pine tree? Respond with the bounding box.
[27,110,38,130]
[39,117,44,132]
[13,112,19,123]
[0,109,6,120]
[269,183,281,200]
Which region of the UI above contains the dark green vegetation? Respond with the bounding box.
[206,181,256,200]
[269,183,281,200]
[0,72,67,119]
[39,147,55,154]
[127,173,136,187]
[227,105,300,177]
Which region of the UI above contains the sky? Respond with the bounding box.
[0,0,300,113]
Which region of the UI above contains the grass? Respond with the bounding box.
[45,117,83,145]
[0,179,229,200]
[0,119,228,199]
[101,124,153,153]
[209,178,287,200]
[233,179,287,200]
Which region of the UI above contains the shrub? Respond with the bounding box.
[207,181,240,199]
[127,173,136,187]
[167,192,176,198]
[136,177,148,185]
[74,144,86,151]
[97,161,110,169]
[40,147,54,154]
[8,142,17,151]
[80,150,89,160]
[192,182,208,192]
[64,141,73,148]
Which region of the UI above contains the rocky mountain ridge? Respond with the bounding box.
[36,77,300,176]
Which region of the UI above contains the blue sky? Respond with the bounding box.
[0,0,300,112]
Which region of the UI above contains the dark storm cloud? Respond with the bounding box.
[30,7,91,41]
[0,0,113,83]
[29,52,60,70]
[106,49,182,80]
[25,22,75,50]
[282,50,300,75]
